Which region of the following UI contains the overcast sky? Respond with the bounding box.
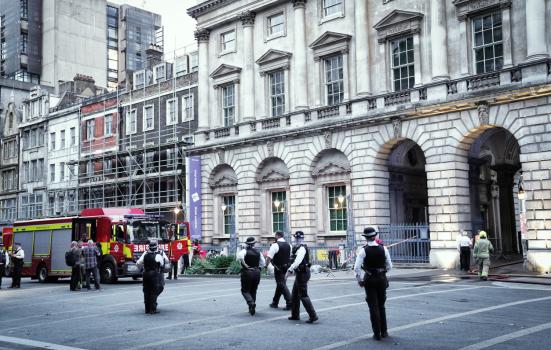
[111,0,201,56]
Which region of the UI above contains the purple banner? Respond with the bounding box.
[188,156,202,240]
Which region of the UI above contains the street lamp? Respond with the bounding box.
[517,171,527,258]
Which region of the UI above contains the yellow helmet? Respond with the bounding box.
[479,231,487,238]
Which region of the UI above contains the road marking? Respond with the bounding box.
[458,321,551,350]
[313,295,551,350]
[130,286,481,349]
[0,335,85,350]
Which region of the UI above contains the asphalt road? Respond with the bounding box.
[0,272,550,350]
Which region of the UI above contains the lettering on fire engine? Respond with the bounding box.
[133,244,170,253]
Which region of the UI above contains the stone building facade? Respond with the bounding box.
[187,0,551,272]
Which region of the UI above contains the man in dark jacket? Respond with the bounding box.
[354,227,393,340]
[265,231,292,310]
[82,240,101,291]
[237,237,265,315]
[69,241,82,291]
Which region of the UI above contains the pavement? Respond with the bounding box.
[0,268,550,350]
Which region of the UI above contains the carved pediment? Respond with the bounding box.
[309,31,351,60]
[312,160,351,177]
[256,49,292,65]
[211,174,238,188]
[256,169,290,183]
[210,64,242,79]
[453,0,511,20]
[373,10,424,43]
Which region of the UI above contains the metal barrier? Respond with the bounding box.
[379,224,430,263]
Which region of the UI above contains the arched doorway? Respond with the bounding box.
[467,128,521,254]
[387,140,428,225]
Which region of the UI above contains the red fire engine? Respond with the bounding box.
[11,208,190,283]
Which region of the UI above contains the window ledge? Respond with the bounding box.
[218,49,236,58]
[319,12,344,25]
[265,32,285,42]
[317,232,347,237]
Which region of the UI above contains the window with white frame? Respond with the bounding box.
[391,36,415,91]
[222,85,235,127]
[325,55,344,106]
[103,159,112,173]
[2,170,16,191]
[70,127,76,145]
[472,11,503,74]
[175,56,188,77]
[220,30,236,53]
[271,191,286,233]
[154,64,166,82]
[166,148,176,167]
[60,162,65,180]
[190,52,199,72]
[327,185,347,232]
[60,130,65,149]
[104,115,113,136]
[322,0,343,17]
[222,195,236,235]
[0,199,16,222]
[166,98,177,125]
[143,105,154,130]
[127,109,137,134]
[50,132,55,150]
[267,12,285,37]
[50,164,55,182]
[134,70,145,89]
[86,161,93,176]
[269,71,285,117]
[86,119,95,140]
[182,95,194,121]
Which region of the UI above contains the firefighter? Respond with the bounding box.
[0,242,9,289]
[167,225,178,280]
[474,230,493,281]
[354,227,392,341]
[237,237,265,316]
[137,240,169,314]
[10,243,24,288]
[265,231,292,310]
[286,231,318,324]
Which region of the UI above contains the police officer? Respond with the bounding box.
[354,227,392,340]
[286,231,318,324]
[265,231,292,310]
[0,242,9,289]
[137,240,169,314]
[237,237,265,316]
[10,243,24,289]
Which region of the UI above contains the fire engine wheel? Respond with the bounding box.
[101,262,117,284]
[37,265,48,283]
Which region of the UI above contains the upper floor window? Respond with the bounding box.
[60,162,65,181]
[104,115,113,136]
[175,56,188,77]
[134,70,145,89]
[70,127,76,146]
[472,12,503,74]
[2,139,17,160]
[222,85,235,127]
[50,132,56,150]
[154,64,166,82]
[143,105,154,131]
[86,119,95,140]
[60,130,65,149]
[183,95,194,122]
[126,109,137,135]
[323,0,342,17]
[391,36,415,91]
[50,164,55,182]
[324,55,344,106]
[220,30,236,53]
[20,0,28,19]
[270,71,285,117]
[190,52,199,72]
[166,98,177,125]
[267,13,284,37]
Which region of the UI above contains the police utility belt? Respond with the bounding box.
[362,267,387,276]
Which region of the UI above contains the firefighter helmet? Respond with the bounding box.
[479,231,487,238]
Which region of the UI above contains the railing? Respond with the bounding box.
[261,117,280,129]
[214,127,230,138]
[318,105,340,119]
[379,224,430,263]
[467,72,500,91]
[384,91,411,106]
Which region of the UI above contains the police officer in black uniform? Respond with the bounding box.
[137,240,169,314]
[265,231,292,310]
[354,227,393,340]
[286,231,318,324]
[237,237,265,315]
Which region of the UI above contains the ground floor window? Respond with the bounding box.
[222,195,235,235]
[327,185,347,232]
[271,191,286,233]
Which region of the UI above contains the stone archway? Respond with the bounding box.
[466,127,521,254]
[387,139,428,225]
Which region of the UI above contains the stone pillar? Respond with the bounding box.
[501,5,513,67]
[526,0,548,61]
[292,0,308,110]
[240,11,256,121]
[354,0,370,95]
[195,29,210,130]
[495,166,520,253]
[430,0,449,80]
[457,18,469,76]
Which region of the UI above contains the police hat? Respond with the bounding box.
[293,231,304,239]
[362,227,378,238]
[148,240,158,251]
[245,237,257,245]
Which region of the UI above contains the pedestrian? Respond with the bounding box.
[167,226,179,280]
[237,237,265,316]
[136,239,169,314]
[10,243,24,288]
[265,231,292,310]
[286,231,318,324]
[473,230,493,281]
[0,242,10,289]
[457,230,472,272]
[69,241,82,291]
[354,227,392,341]
[82,240,101,291]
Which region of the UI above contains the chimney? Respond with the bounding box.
[73,74,96,96]
[146,44,163,69]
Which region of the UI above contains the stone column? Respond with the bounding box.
[239,11,256,121]
[292,0,308,110]
[457,18,469,76]
[526,0,548,60]
[195,29,210,130]
[496,166,519,253]
[430,0,449,80]
[354,0,370,95]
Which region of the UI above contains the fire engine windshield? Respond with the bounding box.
[127,220,167,243]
